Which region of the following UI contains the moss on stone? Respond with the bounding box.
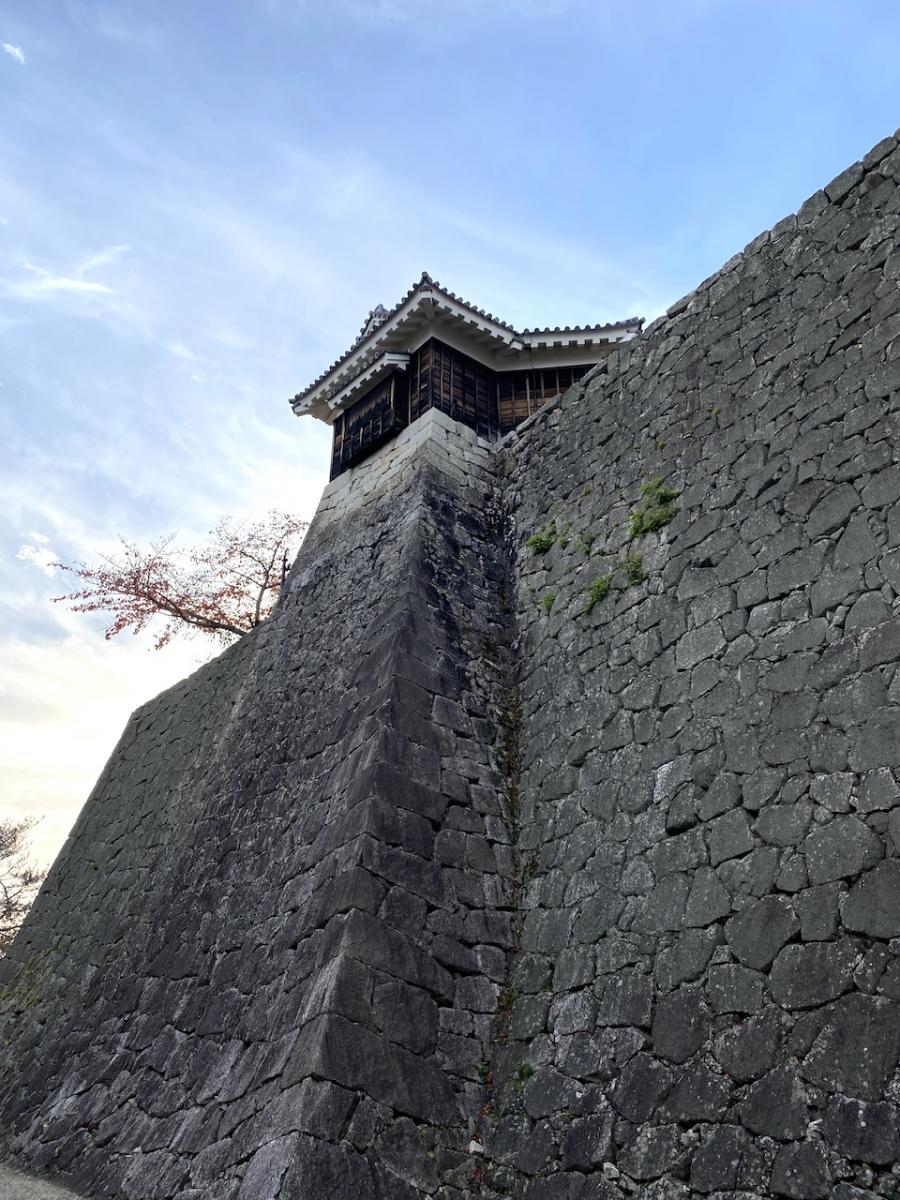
[628,475,679,538]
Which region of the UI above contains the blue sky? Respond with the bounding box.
[2,0,900,864]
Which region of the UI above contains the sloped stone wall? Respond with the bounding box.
[481,133,900,1198]
[3,131,900,1200]
[0,411,517,1199]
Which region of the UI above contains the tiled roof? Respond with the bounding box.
[292,271,643,406]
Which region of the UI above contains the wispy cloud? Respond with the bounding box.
[2,42,25,65]
[78,243,130,273]
[1,246,138,322]
[165,340,200,362]
[16,260,115,297]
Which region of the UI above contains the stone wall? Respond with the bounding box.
[0,410,518,1198]
[2,130,900,1200]
[482,132,900,1199]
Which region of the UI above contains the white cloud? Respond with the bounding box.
[15,245,129,296]
[2,42,25,65]
[16,543,58,576]
[166,340,200,361]
[78,243,130,273]
[15,260,115,297]
[0,247,143,327]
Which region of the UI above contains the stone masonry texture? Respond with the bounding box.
[3,130,900,1199]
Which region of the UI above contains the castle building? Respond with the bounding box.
[291,271,642,479]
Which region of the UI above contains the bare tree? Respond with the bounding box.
[0,818,45,956]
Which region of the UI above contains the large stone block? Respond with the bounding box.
[769,941,856,1008]
[841,859,900,938]
[803,816,882,883]
[724,895,799,969]
[802,994,900,1099]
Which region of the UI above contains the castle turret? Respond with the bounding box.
[290,271,642,479]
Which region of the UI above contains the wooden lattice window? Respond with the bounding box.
[410,339,498,439]
[330,373,408,479]
[497,364,592,434]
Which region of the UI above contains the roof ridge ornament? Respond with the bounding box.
[354,303,390,347]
